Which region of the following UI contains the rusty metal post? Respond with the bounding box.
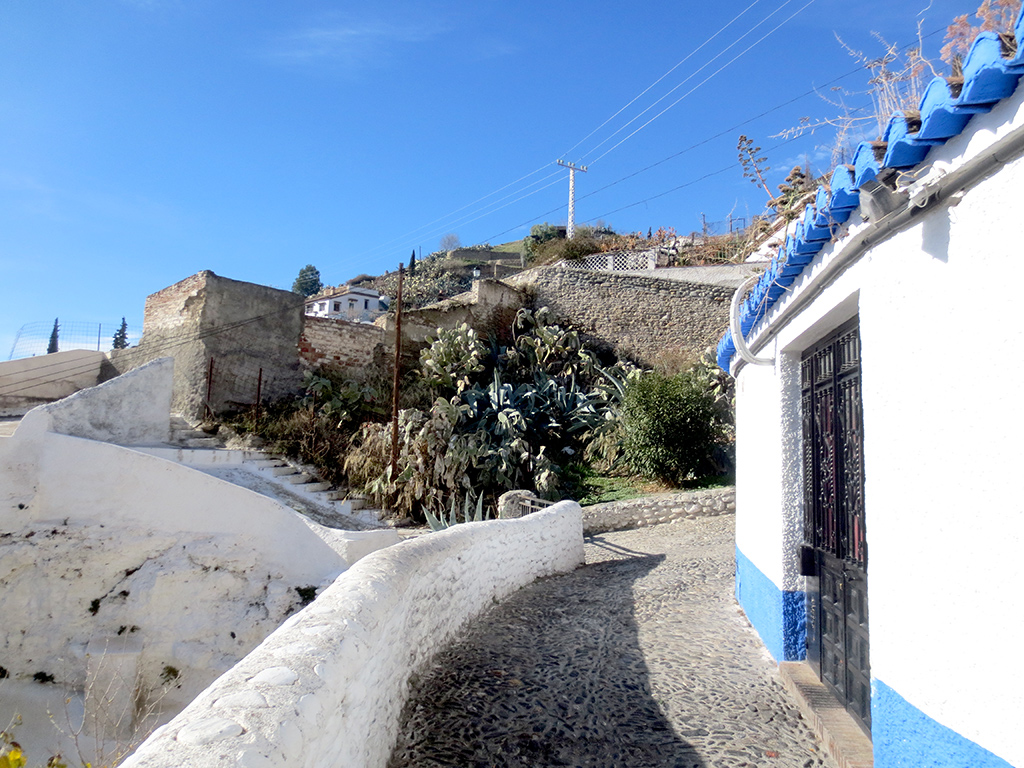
[205,357,215,420]
[390,264,405,478]
[255,367,263,417]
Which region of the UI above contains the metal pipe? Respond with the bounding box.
[730,274,774,367]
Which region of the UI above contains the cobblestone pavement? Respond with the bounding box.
[388,515,837,768]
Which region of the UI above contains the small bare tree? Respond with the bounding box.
[438,233,461,252]
[941,0,1021,72]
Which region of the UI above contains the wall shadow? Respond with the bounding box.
[388,548,705,768]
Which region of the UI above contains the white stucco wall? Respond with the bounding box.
[119,501,584,768]
[732,84,1024,765]
[0,360,400,720]
[0,427,350,708]
[18,356,173,445]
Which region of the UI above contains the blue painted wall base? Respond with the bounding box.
[734,546,805,662]
[872,680,1015,768]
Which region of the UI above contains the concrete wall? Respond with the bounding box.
[120,502,584,768]
[731,84,1024,767]
[0,350,108,416]
[507,263,733,364]
[19,357,173,445]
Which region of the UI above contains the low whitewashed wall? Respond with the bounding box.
[0,429,350,709]
[0,350,108,416]
[582,486,735,534]
[0,359,395,713]
[19,356,173,445]
[121,501,584,768]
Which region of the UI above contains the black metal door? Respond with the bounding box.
[801,319,871,734]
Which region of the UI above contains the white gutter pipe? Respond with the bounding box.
[730,274,774,367]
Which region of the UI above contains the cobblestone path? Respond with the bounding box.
[388,515,837,768]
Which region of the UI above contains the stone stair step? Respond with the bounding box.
[304,482,332,493]
[281,472,315,485]
[248,458,286,468]
[179,437,222,448]
[269,465,300,477]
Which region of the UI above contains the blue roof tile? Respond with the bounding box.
[853,141,886,187]
[882,113,933,169]
[957,32,1022,106]
[716,23,1024,372]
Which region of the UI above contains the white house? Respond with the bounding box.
[305,285,382,323]
[717,24,1024,768]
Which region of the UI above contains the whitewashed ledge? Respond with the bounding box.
[582,486,735,535]
[120,501,584,768]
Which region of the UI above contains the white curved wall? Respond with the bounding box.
[120,501,584,768]
[0,360,360,712]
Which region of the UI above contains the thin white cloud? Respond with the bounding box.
[0,171,184,228]
[271,18,447,68]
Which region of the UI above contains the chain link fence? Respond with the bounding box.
[8,320,141,361]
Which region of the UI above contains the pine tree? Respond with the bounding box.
[47,318,59,354]
[292,265,323,297]
[112,317,129,350]
[409,249,417,276]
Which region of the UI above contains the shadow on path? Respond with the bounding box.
[388,549,706,768]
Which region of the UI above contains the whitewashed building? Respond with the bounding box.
[305,285,382,323]
[717,25,1024,768]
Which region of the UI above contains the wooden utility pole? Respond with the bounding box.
[556,160,588,239]
[390,264,405,477]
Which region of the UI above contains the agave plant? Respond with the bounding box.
[423,492,492,531]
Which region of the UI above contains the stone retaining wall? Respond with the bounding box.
[120,501,584,768]
[582,486,735,534]
[506,262,733,365]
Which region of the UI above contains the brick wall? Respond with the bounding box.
[107,272,305,419]
[142,271,210,334]
[299,316,387,375]
[506,263,733,365]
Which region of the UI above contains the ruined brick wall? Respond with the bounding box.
[299,316,387,376]
[142,271,210,334]
[107,271,305,419]
[506,263,733,365]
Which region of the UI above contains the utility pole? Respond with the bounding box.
[390,264,405,478]
[556,160,588,239]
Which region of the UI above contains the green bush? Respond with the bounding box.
[622,368,725,486]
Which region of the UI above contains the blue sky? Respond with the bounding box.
[1,0,978,357]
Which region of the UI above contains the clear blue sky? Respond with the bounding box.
[1,0,977,357]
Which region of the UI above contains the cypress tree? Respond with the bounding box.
[409,249,417,276]
[112,317,129,349]
[47,318,59,354]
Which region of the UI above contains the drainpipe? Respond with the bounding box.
[730,274,774,367]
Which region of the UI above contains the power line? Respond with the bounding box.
[577,0,805,166]
[587,0,820,165]
[343,2,799,263]
[584,134,807,222]
[559,0,767,162]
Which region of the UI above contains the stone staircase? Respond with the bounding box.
[131,415,376,523]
